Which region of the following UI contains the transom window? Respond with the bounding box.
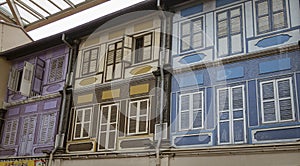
[179,92,204,131]
[82,48,98,76]
[260,77,294,123]
[74,107,92,139]
[180,18,203,52]
[134,33,152,64]
[128,99,150,135]
[256,0,287,34]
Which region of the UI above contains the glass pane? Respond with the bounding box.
[100,124,107,132]
[193,110,202,128]
[220,112,229,120]
[75,124,81,138]
[218,20,228,37]
[181,36,191,51]
[233,110,244,119]
[181,95,189,110]
[233,120,244,142]
[108,132,116,149]
[193,93,202,109]
[143,34,152,46]
[219,89,229,111]
[218,12,227,21]
[101,107,108,124]
[130,102,137,116]
[193,19,202,33]
[139,116,147,132]
[262,82,274,100]
[180,111,189,130]
[193,33,203,48]
[231,17,241,34]
[89,60,97,72]
[109,44,115,51]
[117,42,123,49]
[219,122,230,143]
[143,47,151,61]
[83,52,90,62]
[257,1,269,16]
[278,80,291,98]
[91,49,98,60]
[272,0,284,12]
[279,99,293,120]
[258,16,270,32]
[181,23,191,36]
[129,118,136,133]
[263,101,276,122]
[99,132,106,149]
[273,12,285,29]
[140,101,148,115]
[82,62,89,74]
[110,106,118,123]
[230,8,240,17]
[76,111,82,122]
[82,123,89,137]
[232,87,243,109]
[84,109,91,121]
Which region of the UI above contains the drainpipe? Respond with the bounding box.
[48,34,74,166]
[156,0,167,165]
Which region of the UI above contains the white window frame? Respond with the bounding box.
[81,48,99,76]
[179,16,204,53]
[178,91,204,131]
[73,107,93,139]
[217,85,246,145]
[260,77,295,123]
[98,103,119,151]
[127,99,150,135]
[133,33,153,64]
[2,119,18,146]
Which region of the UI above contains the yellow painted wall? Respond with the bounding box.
[0,57,11,109]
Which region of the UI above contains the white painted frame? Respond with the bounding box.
[73,107,93,140]
[260,77,295,123]
[179,91,204,131]
[217,85,246,145]
[97,103,119,151]
[127,99,150,135]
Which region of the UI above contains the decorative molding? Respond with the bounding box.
[79,77,98,86]
[255,34,291,48]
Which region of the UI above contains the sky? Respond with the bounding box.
[28,0,145,41]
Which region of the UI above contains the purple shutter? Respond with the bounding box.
[32,58,45,95]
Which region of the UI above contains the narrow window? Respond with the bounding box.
[19,116,37,155]
[74,107,92,139]
[49,56,64,83]
[134,33,152,64]
[39,113,56,144]
[2,119,18,146]
[82,48,98,76]
[105,41,123,81]
[179,92,204,131]
[260,77,294,123]
[128,99,149,135]
[180,18,203,52]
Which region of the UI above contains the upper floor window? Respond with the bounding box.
[39,113,56,144]
[8,59,45,96]
[2,119,18,146]
[82,48,98,76]
[49,56,64,83]
[134,33,152,64]
[128,99,149,135]
[181,18,203,52]
[74,107,92,139]
[260,77,294,123]
[256,0,287,34]
[105,41,123,81]
[217,7,243,57]
[179,92,204,131]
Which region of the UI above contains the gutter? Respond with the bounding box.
[48,33,75,166]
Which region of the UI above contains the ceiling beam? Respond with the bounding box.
[6,0,23,27]
[25,0,109,31]
[0,11,15,23]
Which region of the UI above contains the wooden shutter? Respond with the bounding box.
[49,57,64,83]
[19,116,37,155]
[3,119,18,146]
[40,113,56,144]
[277,79,293,121]
[261,82,276,122]
[32,58,45,95]
[8,67,18,91]
[123,35,133,66]
[20,61,34,96]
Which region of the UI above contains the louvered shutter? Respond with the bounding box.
[277,79,293,121]
[20,62,34,96]
[261,82,276,122]
[32,58,45,95]
[123,35,132,66]
[89,49,98,73]
[8,68,18,91]
[3,119,18,146]
[49,57,64,83]
[19,116,37,155]
[105,44,115,81]
[40,113,56,144]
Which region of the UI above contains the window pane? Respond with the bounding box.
[143,34,152,46]
[89,60,97,72]
[108,132,115,149]
[82,62,89,74]
[231,17,241,34]
[181,36,191,51]
[91,49,98,60]
[180,111,189,130]
[143,47,151,61]
[263,101,276,122]
[218,20,228,37]
[193,93,202,109]
[278,80,291,98]
[233,120,244,142]
[232,87,243,109]
[218,12,227,21]
[279,99,293,120]
[219,89,229,111]
[220,112,229,120]
[219,122,230,143]
[100,124,107,131]
[82,123,89,137]
[193,33,203,48]
[76,111,82,123]
[130,102,137,116]
[181,95,189,110]
[139,116,147,132]
[193,110,202,128]
[258,16,270,32]
[230,8,240,17]
[181,23,191,36]
[272,0,284,12]
[117,42,123,49]
[99,132,106,149]
[107,51,114,65]
[129,118,136,133]
[273,12,285,29]
[110,106,118,123]
[84,109,91,121]
[262,82,274,100]
[193,19,202,33]
[257,1,269,16]
[101,107,108,124]
[75,124,81,138]
[140,101,148,115]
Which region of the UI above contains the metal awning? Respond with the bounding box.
[0,0,109,31]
